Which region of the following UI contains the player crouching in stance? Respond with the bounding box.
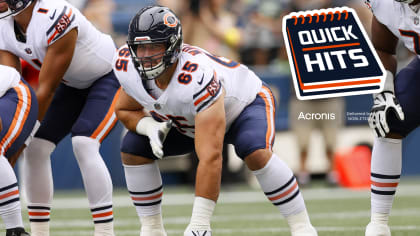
[0,65,39,236]
[113,5,318,236]
[366,0,420,235]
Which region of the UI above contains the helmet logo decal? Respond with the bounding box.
[135,36,151,41]
[16,1,23,8]
[163,12,178,28]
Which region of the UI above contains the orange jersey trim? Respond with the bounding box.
[0,83,31,154]
[47,8,73,44]
[258,86,275,149]
[91,88,121,142]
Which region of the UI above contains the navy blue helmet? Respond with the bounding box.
[394,0,415,3]
[0,0,33,19]
[127,5,182,80]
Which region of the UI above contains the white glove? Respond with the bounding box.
[368,71,404,138]
[136,116,172,159]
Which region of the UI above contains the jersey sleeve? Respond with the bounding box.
[44,4,79,46]
[0,22,6,51]
[364,0,377,12]
[367,0,396,27]
[192,64,222,114]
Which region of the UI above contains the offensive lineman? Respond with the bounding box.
[0,0,120,235]
[114,5,317,236]
[366,0,420,235]
[0,65,38,236]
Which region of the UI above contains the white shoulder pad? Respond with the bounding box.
[113,45,141,97]
[0,65,21,97]
[370,0,399,27]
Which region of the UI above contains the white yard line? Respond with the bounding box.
[46,184,420,209]
[46,225,420,235]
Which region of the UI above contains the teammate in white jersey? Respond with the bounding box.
[365,0,420,235]
[114,5,317,236]
[0,0,119,235]
[0,65,38,236]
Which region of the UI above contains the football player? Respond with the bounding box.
[366,0,420,235]
[0,65,38,236]
[0,0,120,235]
[114,5,318,236]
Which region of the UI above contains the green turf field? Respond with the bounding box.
[4,180,420,235]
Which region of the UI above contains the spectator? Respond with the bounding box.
[182,0,241,61]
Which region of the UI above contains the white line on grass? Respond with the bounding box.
[47,184,420,209]
[46,225,420,235]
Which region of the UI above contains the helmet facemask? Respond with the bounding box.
[395,0,416,3]
[128,39,169,80]
[0,0,33,19]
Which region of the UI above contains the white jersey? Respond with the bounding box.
[0,65,21,98]
[0,0,115,89]
[113,44,262,138]
[367,0,420,57]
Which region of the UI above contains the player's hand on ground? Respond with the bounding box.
[368,92,404,137]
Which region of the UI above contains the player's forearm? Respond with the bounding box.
[36,86,55,121]
[36,33,76,120]
[115,109,147,132]
[194,154,223,201]
[0,50,21,73]
[377,50,397,75]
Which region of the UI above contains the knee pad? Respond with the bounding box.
[25,137,56,161]
[71,136,100,162]
[72,136,100,152]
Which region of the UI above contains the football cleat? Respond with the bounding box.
[365,222,391,236]
[6,227,30,236]
[184,230,211,236]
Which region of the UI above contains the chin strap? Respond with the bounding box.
[0,0,33,19]
[410,4,420,13]
[0,8,13,19]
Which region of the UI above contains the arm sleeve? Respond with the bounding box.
[45,5,79,46]
[192,65,223,114]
